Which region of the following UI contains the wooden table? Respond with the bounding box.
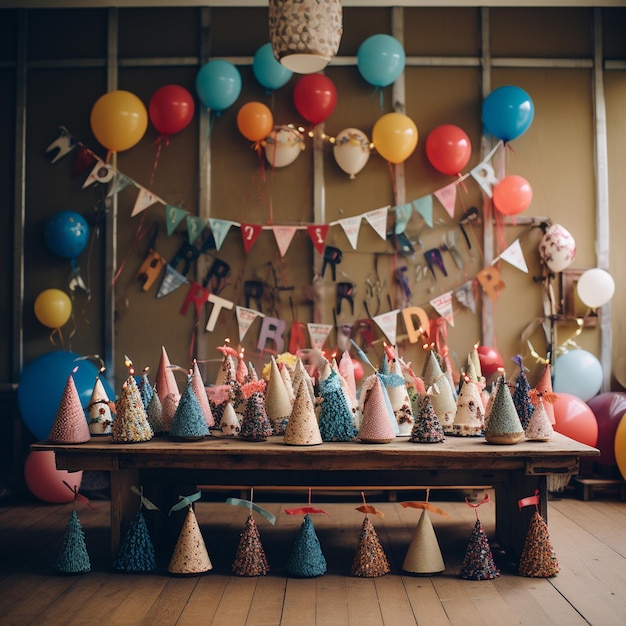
[32,433,599,563]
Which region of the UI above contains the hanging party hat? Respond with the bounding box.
[450,376,484,437]
[460,494,500,580]
[410,394,445,443]
[55,508,91,574]
[518,491,559,578]
[219,401,241,436]
[112,375,154,443]
[511,355,534,430]
[265,356,293,435]
[286,514,327,578]
[534,362,556,425]
[318,370,358,442]
[86,371,113,436]
[485,375,525,444]
[232,514,270,576]
[423,352,457,431]
[284,378,323,446]
[240,380,273,442]
[357,376,397,443]
[168,493,212,576]
[146,388,165,435]
[48,368,91,444]
[351,496,390,577]
[401,498,449,575]
[169,379,210,440]
[191,360,215,429]
[525,391,556,441]
[155,346,180,431]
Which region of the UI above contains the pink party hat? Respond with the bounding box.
[358,376,397,443]
[48,370,91,443]
[155,347,180,429]
[86,375,113,436]
[284,379,322,446]
[338,351,357,405]
[450,376,484,436]
[534,363,556,425]
[191,360,214,429]
[266,356,293,435]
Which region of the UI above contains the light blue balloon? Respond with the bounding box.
[553,349,603,403]
[357,34,406,88]
[253,43,293,91]
[482,85,534,142]
[195,59,242,112]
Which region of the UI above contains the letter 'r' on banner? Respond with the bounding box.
[402,306,431,344]
[257,316,286,354]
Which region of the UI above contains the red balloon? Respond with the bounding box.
[553,393,598,447]
[477,345,504,379]
[587,391,626,465]
[293,74,337,125]
[149,84,195,136]
[352,358,365,383]
[493,175,533,216]
[24,450,83,503]
[425,124,472,176]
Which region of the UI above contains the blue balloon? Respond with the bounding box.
[253,43,293,92]
[482,85,534,142]
[44,210,90,259]
[357,34,406,88]
[195,59,242,112]
[553,349,603,403]
[18,351,115,441]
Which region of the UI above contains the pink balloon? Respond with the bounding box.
[425,124,472,176]
[493,175,533,216]
[477,346,504,379]
[553,393,598,448]
[587,391,626,465]
[24,451,83,503]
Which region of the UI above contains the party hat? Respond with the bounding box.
[146,389,165,435]
[240,386,273,442]
[460,518,500,580]
[86,375,113,436]
[215,350,236,387]
[219,401,241,436]
[382,358,414,436]
[518,510,560,578]
[48,370,91,444]
[485,376,525,444]
[286,514,327,578]
[318,370,358,442]
[351,515,390,577]
[279,361,295,403]
[402,509,445,575]
[155,347,180,431]
[168,507,212,576]
[423,352,456,431]
[483,373,503,429]
[191,360,215,429]
[55,509,91,574]
[284,379,322,446]
[169,381,210,440]
[265,356,293,435]
[410,394,445,443]
[113,509,156,573]
[139,369,153,409]
[292,357,316,404]
[524,395,555,441]
[357,376,397,443]
[511,355,534,430]
[232,514,270,576]
[450,376,484,437]
[338,351,357,405]
[112,376,154,443]
[534,363,556,425]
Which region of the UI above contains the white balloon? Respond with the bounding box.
[333,128,371,179]
[264,125,304,168]
[538,223,576,273]
[577,268,615,308]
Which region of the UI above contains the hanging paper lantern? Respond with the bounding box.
[425,124,472,176]
[333,128,371,179]
[537,223,576,274]
[264,125,305,168]
[372,112,418,164]
[269,0,343,74]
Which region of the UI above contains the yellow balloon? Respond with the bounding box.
[615,412,626,480]
[34,289,72,329]
[372,112,418,164]
[90,90,148,153]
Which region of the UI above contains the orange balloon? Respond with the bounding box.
[237,102,274,143]
[372,112,418,164]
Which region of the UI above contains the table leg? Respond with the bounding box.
[109,468,139,561]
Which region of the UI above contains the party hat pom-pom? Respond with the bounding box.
[286,514,327,578]
[518,510,560,578]
[351,515,390,577]
[113,509,156,573]
[55,509,91,575]
[409,394,445,443]
[232,514,270,576]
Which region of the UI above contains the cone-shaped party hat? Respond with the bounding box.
[286,514,327,578]
[86,374,113,436]
[169,380,210,440]
[511,355,534,430]
[338,351,358,406]
[460,518,500,580]
[265,356,293,435]
[232,514,269,576]
[155,347,180,431]
[534,363,556,425]
[48,370,91,444]
[410,394,445,443]
[292,357,316,404]
[240,384,273,442]
[358,376,397,443]
[139,369,153,409]
[485,375,525,444]
[423,352,457,431]
[219,401,241,436]
[402,509,445,575]
[168,507,212,575]
[279,361,295,404]
[146,389,165,435]
[190,360,214,429]
[351,515,390,577]
[518,510,560,577]
[524,395,555,441]
[483,372,504,429]
[112,375,154,443]
[55,508,91,574]
[318,370,358,442]
[113,509,156,573]
[284,379,323,445]
[382,357,414,436]
[450,376,484,437]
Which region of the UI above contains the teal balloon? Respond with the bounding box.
[482,85,534,142]
[18,351,115,441]
[553,349,603,403]
[44,210,89,259]
[195,59,242,112]
[357,34,406,88]
[253,43,292,91]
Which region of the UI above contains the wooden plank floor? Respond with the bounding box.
[1,489,625,625]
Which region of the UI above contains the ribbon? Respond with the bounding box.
[169,491,201,515]
[226,496,276,526]
[130,485,160,511]
[355,491,384,519]
[63,481,95,510]
[517,489,540,512]
[465,493,490,519]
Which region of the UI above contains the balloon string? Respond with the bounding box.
[150,136,164,188]
[387,161,397,197]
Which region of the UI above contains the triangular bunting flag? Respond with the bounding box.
[46,128,77,163]
[166,205,188,236]
[186,215,206,244]
[430,291,455,327]
[454,281,476,314]
[82,161,114,188]
[394,203,413,235]
[413,196,434,228]
[364,207,389,241]
[131,187,162,217]
[372,310,399,345]
[470,161,499,197]
[477,266,505,301]
[72,145,97,178]
[307,323,334,351]
[106,172,133,198]
[307,224,329,255]
[271,226,298,257]
[337,216,362,250]
[156,264,189,298]
[208,218,237,251]
[236,305,265,342]
[240,223,263,254]
[433,182,457,219]
[499,238,528,273]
